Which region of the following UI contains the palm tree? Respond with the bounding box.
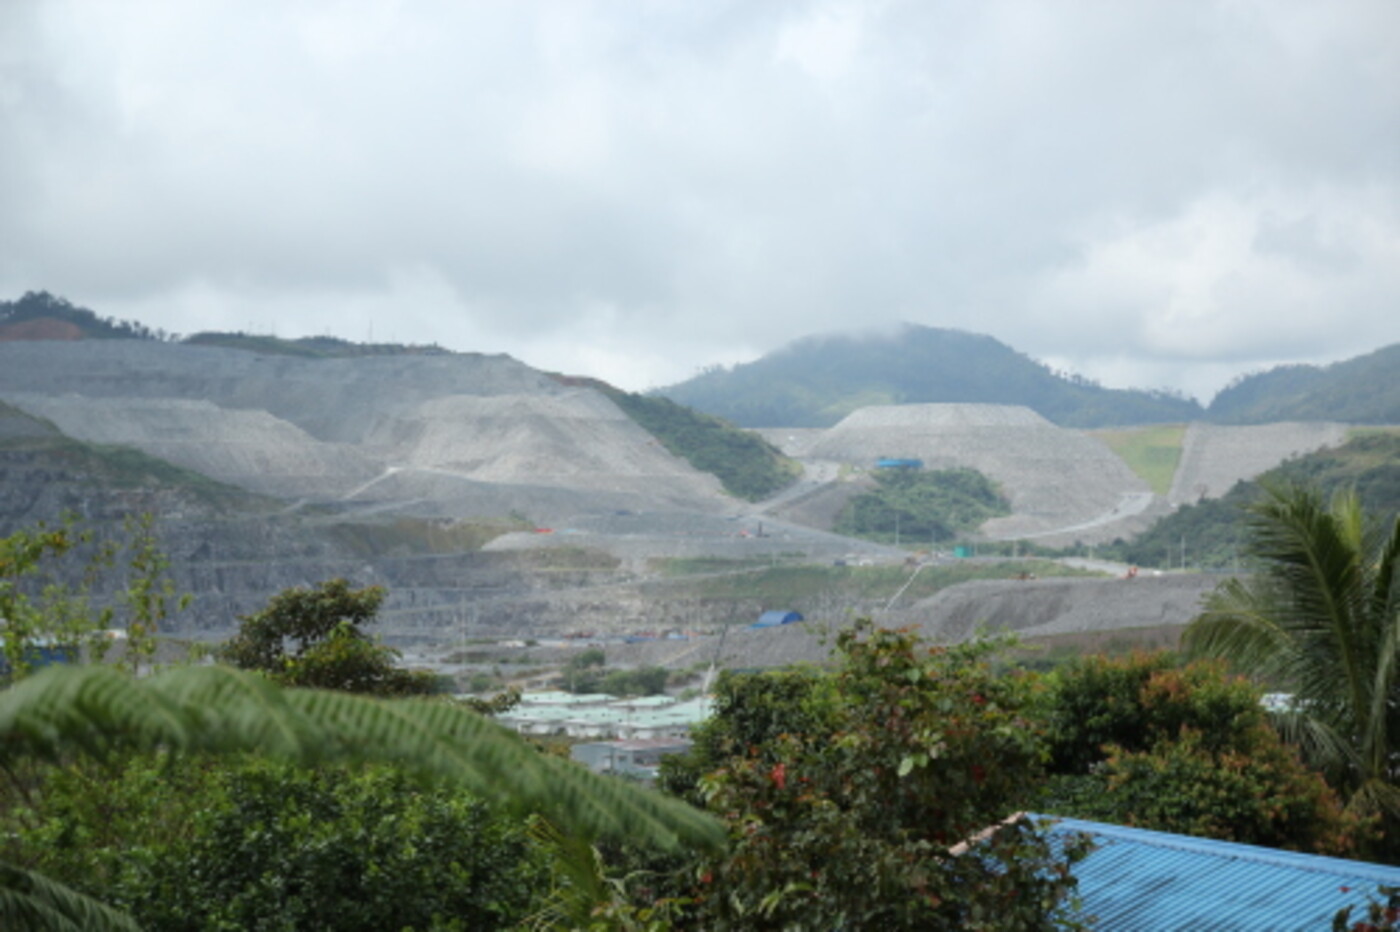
[0,663,724,929]
[1184,484,1400,825]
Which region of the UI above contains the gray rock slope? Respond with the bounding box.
[803,404,1151,540]
[0,341,728,523]
[607,571,1220,671]
[1167,421,1348,504]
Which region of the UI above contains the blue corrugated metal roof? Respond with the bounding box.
[1039,814,1400,931]
[753,610,804,628]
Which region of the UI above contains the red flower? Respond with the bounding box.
[770,762,788,791]
[972,764,986,785]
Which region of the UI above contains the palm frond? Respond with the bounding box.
[0,664,725,853]
[1186,484,1400,803]
[1268,708,1357,777]
[521,817,612,932]
[1185,576,1295,680]
[0,859,142,932]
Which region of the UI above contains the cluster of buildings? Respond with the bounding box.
[493,690,713,780]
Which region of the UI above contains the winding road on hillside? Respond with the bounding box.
[748,461,842,515]
[989,490,1157,541]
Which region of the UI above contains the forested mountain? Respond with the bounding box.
[658,324,1203,428]
[1207,344,1400,425]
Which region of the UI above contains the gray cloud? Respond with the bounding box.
[2,0,1397,400]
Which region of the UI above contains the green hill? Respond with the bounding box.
[658,324,1203,428]
[1207,344,1400,424]
[551,374,799,501]
[1108,431,1400,569]
[834,467,1010,544]
[0,291,164,341]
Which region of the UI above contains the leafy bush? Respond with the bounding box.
[1,754,547,931]
[1038,653,1366,855]
[664,623,1089,930]
[567,665,670,697]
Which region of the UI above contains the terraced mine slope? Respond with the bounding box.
[1,338,1377,645]
[604,570,1220,671]
[0,341,727,523]
[799,404,1153,543]
[1167,421,1348,505]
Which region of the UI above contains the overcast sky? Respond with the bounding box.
[3,1,1397,402]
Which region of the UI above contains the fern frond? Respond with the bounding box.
[0,859,142,932]
[0,664,725,852]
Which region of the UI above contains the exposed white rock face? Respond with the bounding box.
[805,403,1149,540]
[0,341,727,522]
[1167,422,1347,505]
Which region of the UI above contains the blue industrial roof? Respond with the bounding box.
[753,610,804,628]
[1039,814,1400,931]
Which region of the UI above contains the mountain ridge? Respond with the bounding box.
[658,323,1204,428]
[1206,344,1400,425]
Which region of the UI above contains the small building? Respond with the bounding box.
[0,637,79,677]
[571,738,692,780]
[752,610,804,628]
[1037,814,1400,930]
[876,458,924,470]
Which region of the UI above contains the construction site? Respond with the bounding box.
[0,338,1362,676]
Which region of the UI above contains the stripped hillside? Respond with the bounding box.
[800,404,1152,543]
[0,340,730,524]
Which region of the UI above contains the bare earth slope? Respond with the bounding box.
[609,570,1219,671]
[802,404,1152,542]
[0,341,728,523]
[1167,421,1348,505]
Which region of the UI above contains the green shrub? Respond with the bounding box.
[2,754,547,931]
[835,467,1010,543]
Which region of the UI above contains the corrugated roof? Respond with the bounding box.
[1040,814,1400,931]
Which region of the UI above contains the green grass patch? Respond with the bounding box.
[1091,424,1186,495]
[1346,425,1400,443]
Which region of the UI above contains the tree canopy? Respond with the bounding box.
[220,578,435,696]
